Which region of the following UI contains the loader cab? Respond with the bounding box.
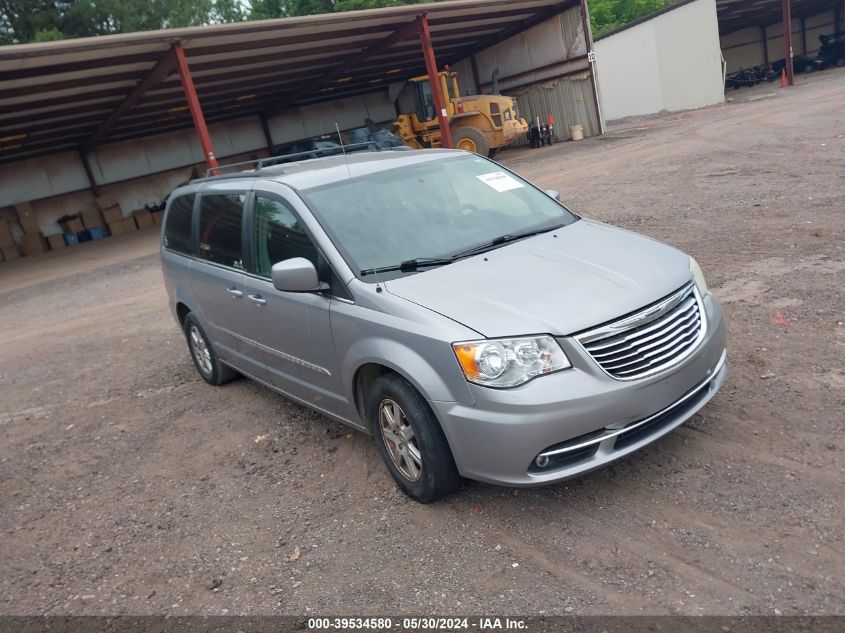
[396,72,459,124]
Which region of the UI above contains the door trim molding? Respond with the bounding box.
[215,325,332,376]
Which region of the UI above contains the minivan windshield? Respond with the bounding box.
[302,154,578,278]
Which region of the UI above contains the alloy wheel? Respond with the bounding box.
[378,398,422,482]
[189,325,213,376]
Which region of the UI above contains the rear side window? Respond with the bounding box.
[199,193,245,269]
[163,194,194,254]
[253,195,318,277]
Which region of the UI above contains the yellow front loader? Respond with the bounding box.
[393,71,528,157]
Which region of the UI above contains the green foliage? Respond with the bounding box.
[1,0,507,45]
[589,0,668,38]
[0,0,248,44]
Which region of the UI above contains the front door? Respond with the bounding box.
[240,192,347,417]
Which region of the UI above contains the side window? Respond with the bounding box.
[253,195,319,278]
[163,194,194,254]
[199,193,245,269]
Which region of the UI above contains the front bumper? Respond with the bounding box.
[432,293,727,486]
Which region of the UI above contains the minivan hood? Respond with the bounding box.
[384,219,692,338]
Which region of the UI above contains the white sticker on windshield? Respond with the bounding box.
[476,171,524,192]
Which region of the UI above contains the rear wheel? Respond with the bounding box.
[367,373,461,503]
[184,314,238,386]
[453,126,490,156]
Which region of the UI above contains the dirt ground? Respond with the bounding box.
[1,69,843,618]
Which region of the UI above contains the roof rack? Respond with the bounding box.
[198,142,412,180]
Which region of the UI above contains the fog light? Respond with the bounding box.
[535,454,550,469]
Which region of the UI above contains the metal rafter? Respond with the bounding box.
[264,16,422,117]
[84,47,179,151]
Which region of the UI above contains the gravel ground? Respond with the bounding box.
[1,69,843,617]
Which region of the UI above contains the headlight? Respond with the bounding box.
[689,257,709,295]
[452,335,571,388]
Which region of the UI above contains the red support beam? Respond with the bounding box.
[782,0,795,86]
[417,14,452,149]
[173,42,219,173]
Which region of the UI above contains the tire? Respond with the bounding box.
[183,313,238,386]
[487,147,499,159]
[367,373,462,503]
[836,58,845,68]
[453,126,490,156]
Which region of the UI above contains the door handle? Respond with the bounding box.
[226,287,243,298]
[248,294,267,306]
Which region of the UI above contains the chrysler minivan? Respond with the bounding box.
[160,149,727,502]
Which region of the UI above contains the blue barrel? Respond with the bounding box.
[64,233,80,246]
[77,230,92,243]
[89,227,105,240]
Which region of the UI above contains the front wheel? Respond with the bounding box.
[453,126,490,157]
[367,373,461,503]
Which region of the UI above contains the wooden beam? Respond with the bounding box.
[762,25,769,64]
[84,48,179,151]
[78,150,100,197]
[260,114,275,154]
[800,16,807,55]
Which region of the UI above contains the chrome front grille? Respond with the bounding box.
[576,283,705,380]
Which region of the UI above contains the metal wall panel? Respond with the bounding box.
[268,90,395,144]
[513,74,599,142]
[474,7,587,87]
[460,7,600,144]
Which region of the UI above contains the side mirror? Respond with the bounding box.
[546,189,561,201]
[271,258,321,292]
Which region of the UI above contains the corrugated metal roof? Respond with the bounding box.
[0,0,576,164]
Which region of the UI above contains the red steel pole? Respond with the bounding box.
[417,14,453,149]
[173,41,219,172]
[782,0,795,86]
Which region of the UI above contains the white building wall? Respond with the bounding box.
[594,0,724,121]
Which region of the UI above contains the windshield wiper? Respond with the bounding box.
[359,257,454,277]
[450,224,565,261]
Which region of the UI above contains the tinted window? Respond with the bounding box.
[253,196,318,277]
[199,193,245,269]
[163,194,194,254]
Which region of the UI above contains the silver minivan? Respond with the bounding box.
[160,149,727,502]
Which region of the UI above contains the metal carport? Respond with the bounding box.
[718,0,845,84]
[0,0,602,255]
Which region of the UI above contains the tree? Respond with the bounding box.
[589,0,668,38]
[0,0,246,44]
